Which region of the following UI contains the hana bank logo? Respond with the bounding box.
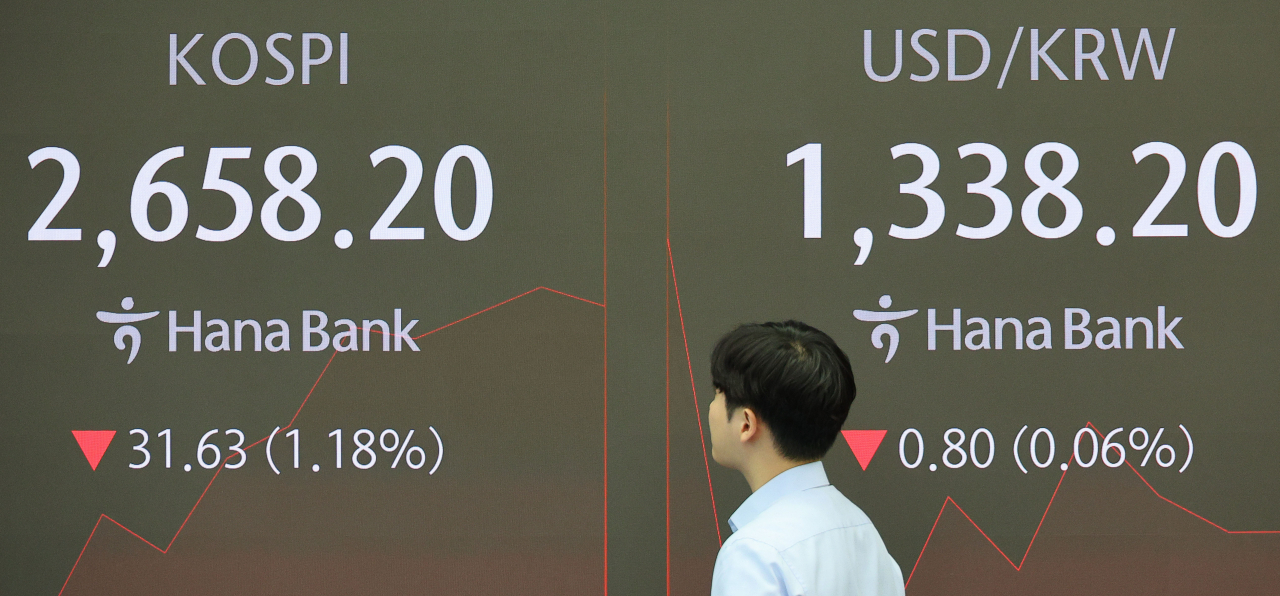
[97,297,160,364]
[852,294,918,363]
[853,297,1185,363]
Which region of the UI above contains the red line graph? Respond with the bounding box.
[902,421,1280,588]
[668,239,723,546]
[58,286,604,596]
[661,243,1280,588]
[409,286,603,341]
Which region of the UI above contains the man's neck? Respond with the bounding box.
[741,456,816,492]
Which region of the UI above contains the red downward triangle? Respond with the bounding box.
[72,430,116,471]
[841,430,887,471]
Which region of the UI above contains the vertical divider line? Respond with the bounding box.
[665,98,672,596]
[601,79,610,596]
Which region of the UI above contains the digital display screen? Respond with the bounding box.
[4,2,1278,595]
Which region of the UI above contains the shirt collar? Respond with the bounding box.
[727,461,830,532]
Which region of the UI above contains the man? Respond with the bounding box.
[708,320,904,596]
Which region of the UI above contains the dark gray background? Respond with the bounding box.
[3,1,1278,594]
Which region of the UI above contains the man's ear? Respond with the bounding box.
[738,407,763,443]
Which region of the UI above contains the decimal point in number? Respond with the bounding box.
[184,463,191,472]
[334,229,353,249]
[1096,226,1115,246]
[928,463,937,472]
[312,463,320,472]
[1060,462,1069,471]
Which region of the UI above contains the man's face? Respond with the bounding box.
[708,389,739,469]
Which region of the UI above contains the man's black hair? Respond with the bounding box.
[710,320,856,462]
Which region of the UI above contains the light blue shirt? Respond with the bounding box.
[711,462,905,596]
